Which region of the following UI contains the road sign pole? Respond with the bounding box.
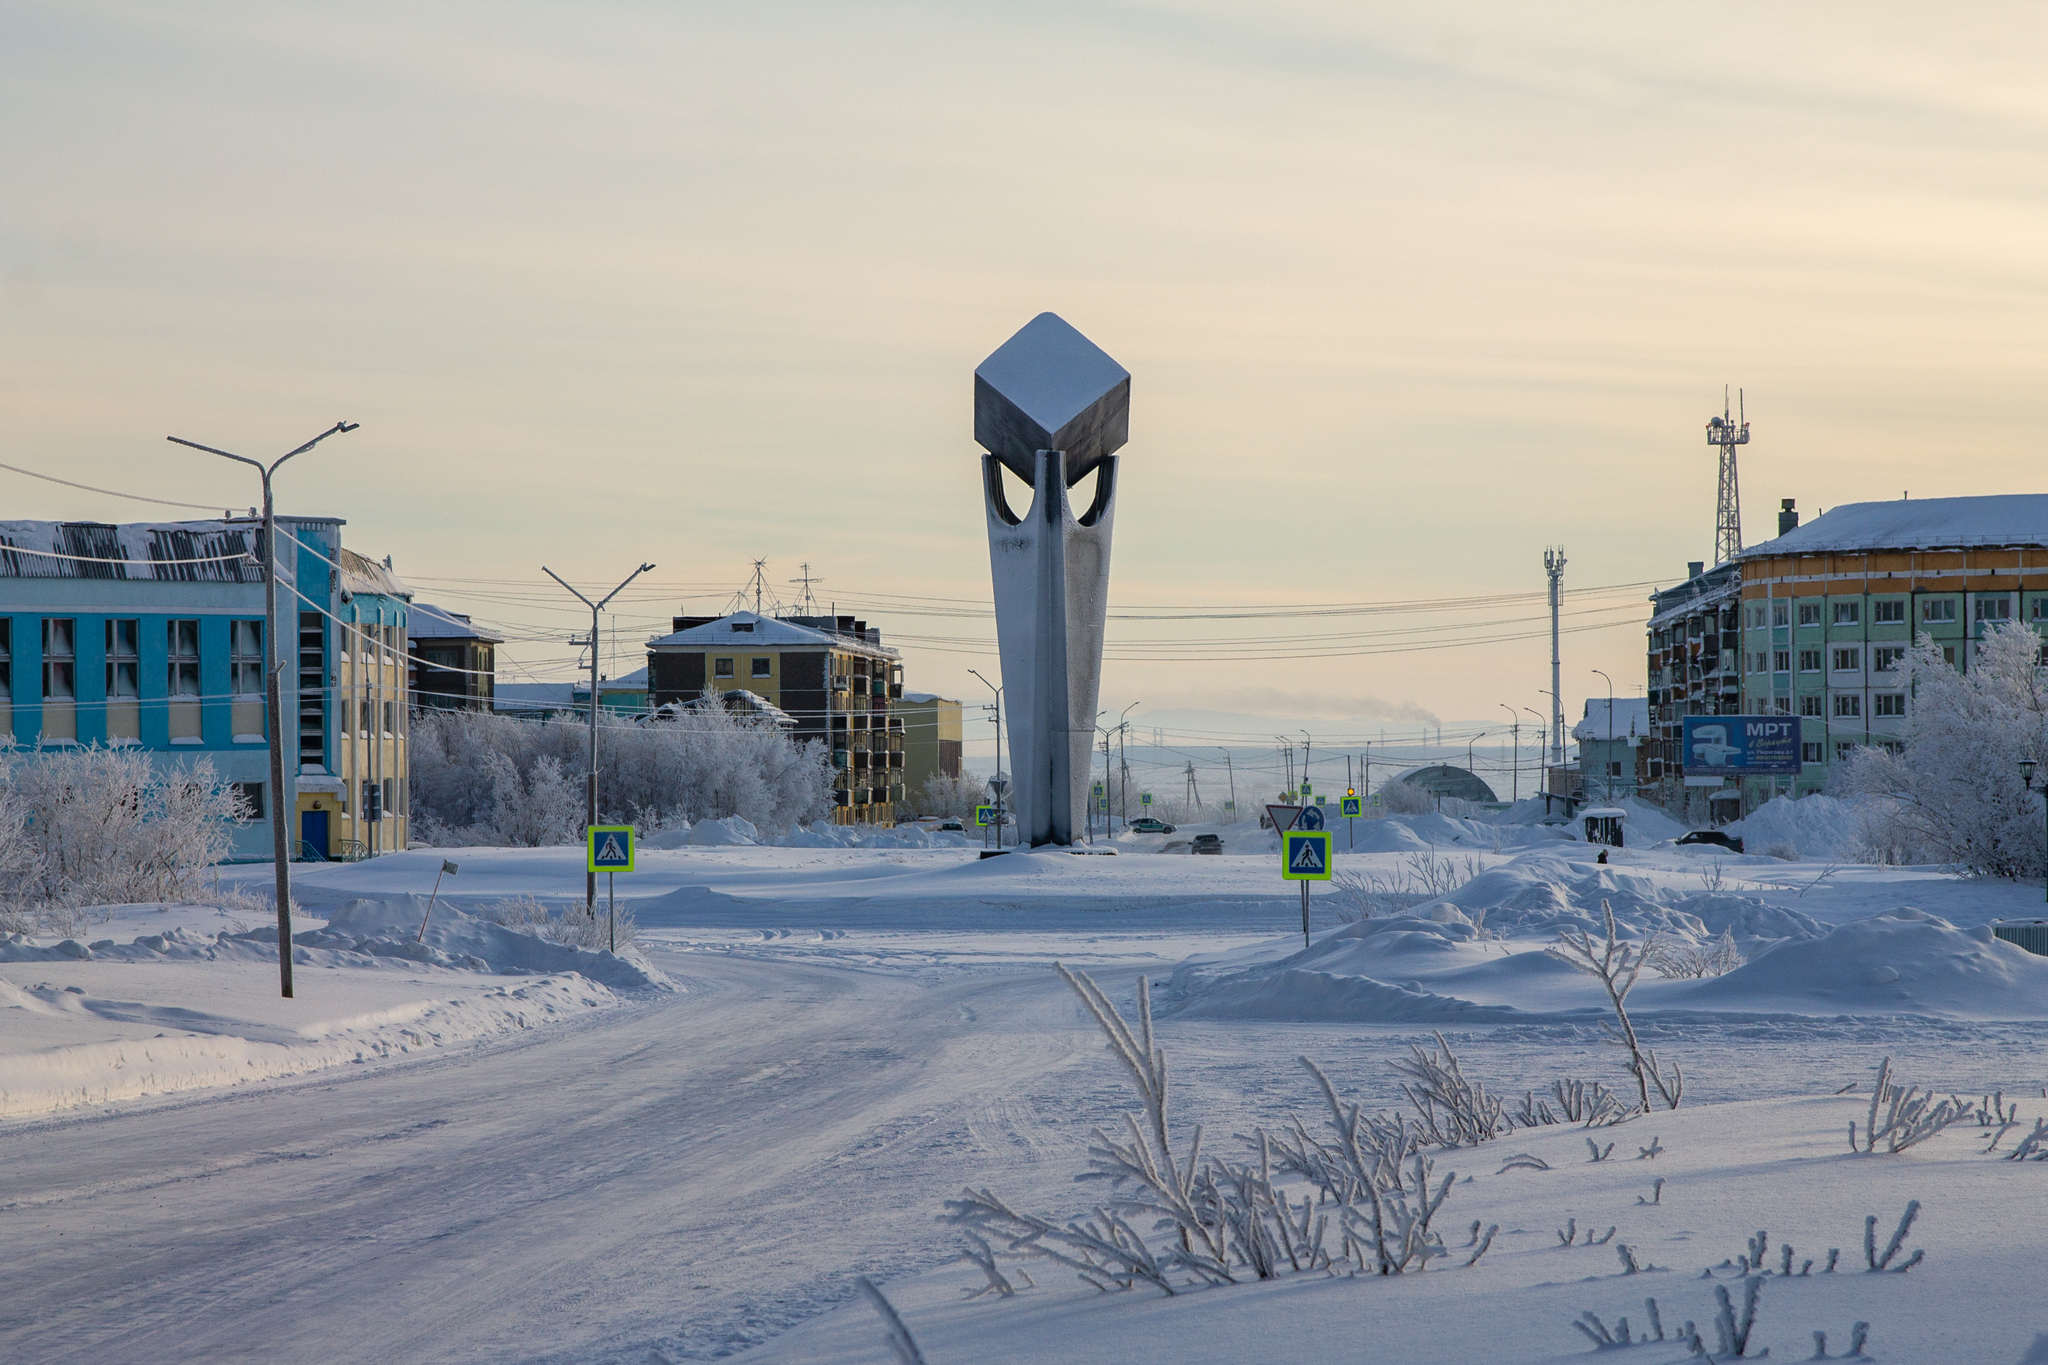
[608,872,615,953]
[1301,880,1309,947]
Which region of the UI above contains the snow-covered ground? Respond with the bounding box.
[7,815,2048,1362]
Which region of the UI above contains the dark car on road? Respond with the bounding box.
[1129,818,1176,834]
[1191,833,1223,855]
[1677,829,1744,854]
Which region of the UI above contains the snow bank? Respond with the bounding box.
[1671,905,2048,1019]
[0,973,617,1118]
[772,821,973,851]
[1728,793,1878,862]
[687,816,760,846]
[326,897,673,990]
[3,899,672,991]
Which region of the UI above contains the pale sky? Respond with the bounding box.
[5,2,2046,785]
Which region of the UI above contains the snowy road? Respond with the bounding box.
[0,947,1113,1364]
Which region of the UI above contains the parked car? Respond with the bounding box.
[936,819,964,832]
[1129,818,1176,834]
[1192,833,1223,855]
[1677,829,1744,854]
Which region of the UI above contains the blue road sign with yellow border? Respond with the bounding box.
[1282,830,1332,880]
[587,825,636,872]
[974,805,998,827]
[1341,796,1363,818]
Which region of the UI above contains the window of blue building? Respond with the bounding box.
[231,620,264,740]
[43,618,76,742]
[169,619,201,742]
[106,618,140,742]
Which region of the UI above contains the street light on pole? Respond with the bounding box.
[1593,668,1613,802]
[1467,732,1486,791]
[1499,704,1519,804]
[969,669,1003,847]
[1117,702,1140,833]
[543,562,656,911]
[1218,747,1236,822]
[168,421,358,1000]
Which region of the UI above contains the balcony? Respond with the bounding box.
[887,752,904,769]
[831,676,850,692]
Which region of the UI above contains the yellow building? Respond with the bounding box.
[645,610,905,824]
[895,692,963,811]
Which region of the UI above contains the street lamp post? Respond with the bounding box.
[543,563,656,910]
[1467,733,1486,795]
[168,421,358,1000]
[2023,759,2046,903]
[1117,703,1140,833]
[969,669,1003,847]
[1218,747,1236,822]
[1593,668,1614,802]
[1498,704,1519,804]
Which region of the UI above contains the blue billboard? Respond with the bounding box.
[1682,715,1801,777]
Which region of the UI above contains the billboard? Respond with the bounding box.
[1682,715,1801,777]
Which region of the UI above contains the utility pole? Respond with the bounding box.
[1218,747,1236,821]
[970,670,1003,847]
[1545,548,1566,777]
[545,562,656,910]
[1183,760,1201,810]
[170,421,357,1000]
[1593,668,1614,802]
[1499,704,1519,804]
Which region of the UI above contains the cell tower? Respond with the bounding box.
[1706,387,1749,566]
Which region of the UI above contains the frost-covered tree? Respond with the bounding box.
[410,704,831,844]
[1838,622,2048,879]
[1,744,242,910]
[915,772,988,819]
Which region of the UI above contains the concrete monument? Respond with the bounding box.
[974,312,1129,847]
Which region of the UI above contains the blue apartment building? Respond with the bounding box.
[0,518,413,861]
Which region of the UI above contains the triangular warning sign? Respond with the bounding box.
[1265,804,1302,832]
[597,834,627,864]
[1288,837,1324,873]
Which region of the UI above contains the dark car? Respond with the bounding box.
[936,819,964,832]
[1191,833,1223,855]
[1677,830,1745,854]
[1129,818,1176,834]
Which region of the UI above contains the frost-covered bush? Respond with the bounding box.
[1838,622,2048,879]
[1376,781,1438,816]
[1,744,243,915]
[914,772,987,820]
[484,894,636,951]
[410,705,830,844]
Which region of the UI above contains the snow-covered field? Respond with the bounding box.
[7,815,2048,1362]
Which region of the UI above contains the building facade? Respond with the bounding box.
[407,603,500,711]
[645,610,905,824]
[896,692,963,808]
[1732,494,2048,809]
[1641,558,1743,813]
[1574,697,1649,802]
[0,518,411,861]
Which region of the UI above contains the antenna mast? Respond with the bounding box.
[1706,386,1750,566]
[789,562,824,616]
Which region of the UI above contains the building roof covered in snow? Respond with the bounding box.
[409,602,503,643]
[1573,697,1651,746]
[338,547,411,600]
[646,610,898,658]
[1738,494,2048,557]
[1647,559,1741,630]
[0,518,270,582]
[1390,763,1499,804]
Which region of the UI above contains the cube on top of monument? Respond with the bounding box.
[973,312,1130,486]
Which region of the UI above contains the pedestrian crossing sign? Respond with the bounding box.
[975,804,998,827]
[1341,796,1363,818]
[1282,830,1332,881]
[587,825,636,872]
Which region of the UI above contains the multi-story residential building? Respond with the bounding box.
[407,603,500,711]
[1642,557,1744,812]
[895,692,963,808]
[645,610,906,824]
[1731,494,2048,809]
[0,517,412,861]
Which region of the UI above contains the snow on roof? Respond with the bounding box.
[1573,697,1650,744]
[1740,494,2048,557]
[408,602,503,643]
[646,610,898,657]
[339,547,411,600]
[899,691,954,704]
[0,518,265,583]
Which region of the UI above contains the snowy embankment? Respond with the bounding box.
[750,1084,2048,1364]
[0,897,671,1119]
[1168,845,2048,1025]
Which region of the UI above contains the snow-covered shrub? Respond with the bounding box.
[411,705,830,844]
[914,772,987,820]
[1389,1031,1511,1146]
[1549,899,1682,1111]
[1648,928,1744,979]
[1847,1058,1963,1154]
[1,744,242,915]
[1838,622,2048,879]
[484,894,637,951]
[1376,781,1437,815]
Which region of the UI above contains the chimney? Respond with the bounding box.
[1687,561,1704,581]
[1778,498,1799,536]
